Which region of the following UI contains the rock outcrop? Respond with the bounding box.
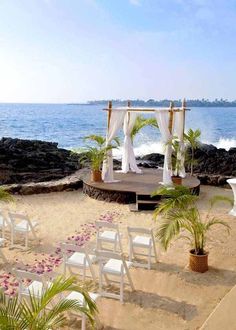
[137,143,236,186]
[0,138,234,190]
[0,137,81,184]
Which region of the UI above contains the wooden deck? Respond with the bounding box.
[83,168,200,206]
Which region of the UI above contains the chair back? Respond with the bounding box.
[8,212,29,225]
[95,249,123,261]
[60,242,89,254]
[95,221,119,230]
[127,226,153,235]
[0,209,10,227]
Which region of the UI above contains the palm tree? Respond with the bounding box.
[184,128,201,175]
[131,116,158,142]
[0,276,97,330]
[153,186,232,255]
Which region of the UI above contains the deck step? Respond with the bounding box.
[132,193,160,211]
[137,200,160,204]
[129,203,139,212]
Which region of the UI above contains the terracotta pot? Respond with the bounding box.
[189,250,208,273]
[172,176,182,185]
[91,170,102,182]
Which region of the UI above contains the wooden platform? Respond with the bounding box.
[83,168,200,210]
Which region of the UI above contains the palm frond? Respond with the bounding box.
[205,217,231,234]
[0,276,97,330]
[0,188,13,202]
[209,195,233,208]
[152,185,198,219]
[131,116,158,141]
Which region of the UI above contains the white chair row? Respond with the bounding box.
[0,210,39,248]
[14,269,98,330]
[61,243,134,303]
[95,221,158,270]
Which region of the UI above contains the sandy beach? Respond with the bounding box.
[0,185,235,330]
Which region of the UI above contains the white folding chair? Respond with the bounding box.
[127,227,158,270]
[61,243,96,281]
[65,291,99,330]
[95,221,123,253]
[14,269,53,302]
[8,212,39,248]
[0,238,7,263]
[96,250,134,303]
[0,209,10,239]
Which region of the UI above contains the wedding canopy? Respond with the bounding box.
[102,100,189,185]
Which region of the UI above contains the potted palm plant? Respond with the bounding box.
[82,134,120,182]
[152,185,232,272]
[171,138,182,185]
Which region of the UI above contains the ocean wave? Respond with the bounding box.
[213,138,236,151]
[113,138,236,159]
[113,142,165,159]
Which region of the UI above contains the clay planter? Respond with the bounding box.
[91,170,102,182]
[189,250,208,273]
[172,176,182,185]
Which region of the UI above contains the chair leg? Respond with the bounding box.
[103,273,110,285]
[99,264,103,295]
[81,314,86,330]
[129,241,132,262]
[148,245,152,270]
[11,229,14,247]
[89,263,96,281]
[120,273,124,303]
[25,232,28,249]
[118,238,123,253]
[126,269,134,291]
[82,266,86,282]
[114,239,117,252]
[153,243,158,263]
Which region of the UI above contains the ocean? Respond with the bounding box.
[0,103,235,157]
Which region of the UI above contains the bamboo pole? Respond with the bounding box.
[168,101,174,134]
[182,98,186,135]
[107,101,112,130]
[127,100,131,124]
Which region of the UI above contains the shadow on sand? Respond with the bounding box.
[126,290,198,321]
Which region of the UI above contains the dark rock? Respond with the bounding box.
[229,148,236,155]
[2,169,86,195]
[0,137,81,184]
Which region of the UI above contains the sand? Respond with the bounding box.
[0,185,235,330]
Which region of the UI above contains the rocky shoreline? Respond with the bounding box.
[0,137,235,193]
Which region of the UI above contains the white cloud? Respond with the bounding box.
[129,0,141,6]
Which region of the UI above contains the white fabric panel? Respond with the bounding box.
[102,110,126,182]
[155,111,173,185]
[173,110,186,177]
[121,112,142,174]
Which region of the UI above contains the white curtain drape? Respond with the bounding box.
[102,110,126,182]
[173,110,186,177]
[121,112,142,174]
[155,111,173,185]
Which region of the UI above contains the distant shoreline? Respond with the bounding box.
[86,99,236,108]
[0,101,236,107]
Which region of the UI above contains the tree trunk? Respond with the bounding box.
[191,149,194,176]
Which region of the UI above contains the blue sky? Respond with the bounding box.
[0,0,236,103]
